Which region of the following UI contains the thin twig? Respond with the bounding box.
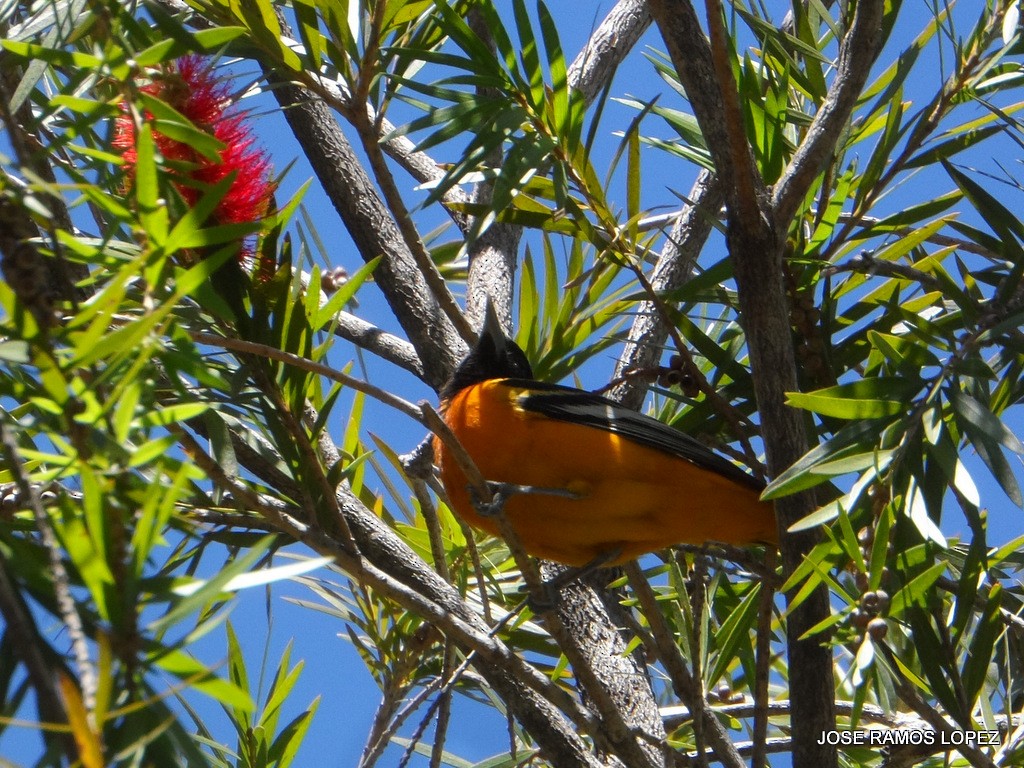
[0,425,96,732]
[661,697,946,729]
[362,676,441,768]
[685,555,710,768]
[418,404,492,505]
[189,331,426,423]
[822,250,944,289]
[350,102,476,346]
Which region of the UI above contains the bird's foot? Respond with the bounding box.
[470,481,581,518]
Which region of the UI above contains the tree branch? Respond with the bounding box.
[648,4,841,768]
[566,0,652,103]
[772,0,886,227]
[647,0,767,223]
[703,0,767,225]
[610,168,722,410]
[0,424,96,736]
[332,310,424,378]
[541,565,668,768]
[264,72,462,391]
[0,551,73,758]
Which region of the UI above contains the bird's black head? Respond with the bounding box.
[441,300,534,400]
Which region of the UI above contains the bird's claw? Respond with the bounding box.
[470,481,581,518]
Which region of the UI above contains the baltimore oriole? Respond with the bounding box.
[436,304,777,567]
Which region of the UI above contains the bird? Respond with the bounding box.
[434,302,778,567]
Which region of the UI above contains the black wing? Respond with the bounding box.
[504,378,764,492]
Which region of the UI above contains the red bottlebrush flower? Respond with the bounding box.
[113,55,274,256]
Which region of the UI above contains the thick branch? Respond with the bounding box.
[647,0,766,223]
[649,4,839,768]
[542,565,668,768]
[179,423,605,767]
[772,0,886,227]
[566,0,651,103]
[611,169,722,410]
[265,75,461,391]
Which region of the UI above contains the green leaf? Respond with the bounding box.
[383,0,432,28]
[140,402,209,428]
[871,216,955,265]
[154,646,254,714]
[233,0,302,70]
[958,585,999,712]
[225,622,251,724]
[855,87,904,209]
[512,0,543,110]
[149,537,275,633]
[851,635,876,687]
[128,434,180,468]
[624,119,642,238]
[949,390,1024,455]
[0,340,30,363]
[860,191,961,234]
[134,123,168,246]
[889,561,948,616]
[269,700,320,768]
[164,177,243,252]
[193,25,249,49]
[708,583,761,687]
[132,462,191,565]
[904,608,965,722]
[764,420,885,499]
[538,0,568,133]
[786,378,918,419]
[0,40,102,69]
[174,556,333,596]
[260,646,299,732]
[139,92,227,163]
[867,504,894,591]
[905,476,946,545]
[944,161,1024,261]
[807,168,854,252]
[867,330,940,373]
[906,125,1003,169]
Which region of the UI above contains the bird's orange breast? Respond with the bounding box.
[436,380,776,566]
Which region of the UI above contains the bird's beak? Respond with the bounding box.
[480,297,508,354]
